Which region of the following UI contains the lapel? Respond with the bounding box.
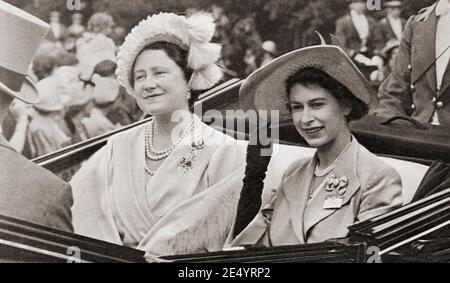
[440,60,450,96]
[386,17,403,40]
[281,158,316,243]
[386,18,396,39]
[144,121,217,219]
[367,16,378,38]
[302,139,361,239]
[412,8,438,94]
[346,14,361,42]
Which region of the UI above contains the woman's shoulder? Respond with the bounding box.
[355,142,401,181]
[282,156,313,178]
[108,121,147,145]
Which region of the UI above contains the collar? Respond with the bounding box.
[436,0,450,16]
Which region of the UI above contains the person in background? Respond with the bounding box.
[231,45,402,247]
[27,76,72,157]
[0,1,73,232]
[76,12,117,82]
[80,73,121,138]
[52,65,93,143]
[379,0,406,44]
[68,12,85,39]
[89,73,142,128]
[111,26,127,46]
[47,10,67,43]
[335,0,384,73]
[260,40,278,67]
[370,39,400,83]
[375,0,450,126]
[32,41,78,81]
[230,16,263,78]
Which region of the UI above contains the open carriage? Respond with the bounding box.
[2,79,450,263]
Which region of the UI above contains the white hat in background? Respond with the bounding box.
[262,41,277,56]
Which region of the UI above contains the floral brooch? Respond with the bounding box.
[323,174,348,209]
[178,140,205,175]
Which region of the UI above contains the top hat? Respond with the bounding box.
[239,45,378,124]
[0,1,50,103]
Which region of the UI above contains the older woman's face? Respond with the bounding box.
[133,49,189,116]
[289,83,351,149]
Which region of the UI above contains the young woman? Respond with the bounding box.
[232,45,402,246]
[71,12,247,256]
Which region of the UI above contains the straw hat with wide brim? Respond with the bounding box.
[0,1,50,103]
[239,45,378,124]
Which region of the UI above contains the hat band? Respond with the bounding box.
[0,65,26,92]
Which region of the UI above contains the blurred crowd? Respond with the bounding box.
[212,0,404,82]
[3,11,142,159]
[1,1,411,158]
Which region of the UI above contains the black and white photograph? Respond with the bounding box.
[0,0,450,267]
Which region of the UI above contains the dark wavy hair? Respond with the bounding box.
[285,67,368,122]
[131,41,199,111]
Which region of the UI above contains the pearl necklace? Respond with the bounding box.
[314,141,352,177]
[145,115,198,161]
[144,115,200,174]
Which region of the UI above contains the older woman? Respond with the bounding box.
[70,12,247,257]
[232,45,402,246]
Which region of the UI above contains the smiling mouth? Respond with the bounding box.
[303,127,324,134]
[144,93,164,99]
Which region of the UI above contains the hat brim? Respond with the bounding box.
[239,45,378,124]
[384,1,403,8]
[0,76,39,104]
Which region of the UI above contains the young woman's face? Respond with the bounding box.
[289,83,351,149]
[133,49,189,116]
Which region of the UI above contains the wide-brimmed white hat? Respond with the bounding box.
[0,1,50,103]
[239,45,378,124]
[116,12,223,95]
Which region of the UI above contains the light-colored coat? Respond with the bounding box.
[232,138,402,247]
[71,119,247,256]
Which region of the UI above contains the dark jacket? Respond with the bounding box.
[379,16,407,43]
[0,135,73,232]
[335,13,384,58]
[375,3,450,126]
